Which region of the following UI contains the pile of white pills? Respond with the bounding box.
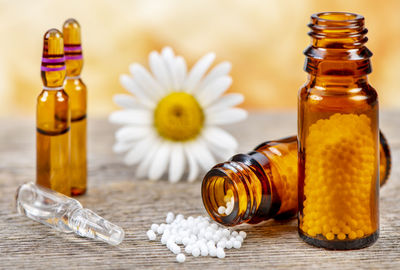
[147,212,247,263]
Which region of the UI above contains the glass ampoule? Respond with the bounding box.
[16,182,124,245]
[63,19,87,196]
[298,12,379,249]
[202,131,390,227]
[37,29,70,196]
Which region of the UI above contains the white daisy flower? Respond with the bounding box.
[109,47,247,182]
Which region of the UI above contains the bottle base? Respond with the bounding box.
[299,230,379,250]
[71,187,87,196]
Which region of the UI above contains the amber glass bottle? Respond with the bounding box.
[298,12,379,249]
[202,132,390,226]
[63,19,87,196]
[37,29,71,196]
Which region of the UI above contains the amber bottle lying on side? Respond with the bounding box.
[202,131,390,226]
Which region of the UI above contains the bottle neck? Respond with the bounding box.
[66,59,83,78]
[304,12,372,77]
[202,152,279,226]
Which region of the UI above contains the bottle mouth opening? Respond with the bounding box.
[313,12,363,22]
[201,168,240,226]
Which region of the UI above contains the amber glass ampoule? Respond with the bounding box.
[37,29,70,196]
[63,19,87,196]
[298,12,379,249]
[202,132,390,226]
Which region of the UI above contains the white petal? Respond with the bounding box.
[120,74,156,108]
[113,141,134,153]
[129,63,165,99]
[109,110,152,125]
[195,61,231,94]
[187,140,216,171]
[115,126,151,142]
[148,142,171,181]
[149,51,172,90]
[175,56,187,90]
[196,76,232,107]
[202,127,238,150]
[136,138,162,178]
[161,47,180,91]
[206,108,248,125]
[207,143,235,160]
[123,134,156,165]
[113,94,146,109]
[205,93,244,113]
[183,52,215,93]
[184,144,199,182]
[168,144,185,183]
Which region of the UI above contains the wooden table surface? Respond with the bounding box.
[1,112,399,269]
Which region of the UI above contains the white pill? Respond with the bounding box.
[218,206,226,214]
[192,247,200,257]
[151,224,159,232]
[207,240,215,248]
[157,224,166,234]
[232,231,239,237]
[176,253,186,263]
[182,237,190,246]
[225,240,233,249]
[236,235,244,242]
[147,230,156,241]
[166,212,175,224]
[200,245,209,256]
[205,231,213,240]
[161,235,168,245]
[212,234,220,243]
[209,246,217,257]
[222,229,230,237]
[185,245,193,254]
[172,244,181,255]
[233,240,242,249]
[175,236,182,245]
[210,223,218,230]
[217,240,226,249]
[176,214,184,221]
[216,247,225,259]
[176,253,185,263]
[239,231,247,239]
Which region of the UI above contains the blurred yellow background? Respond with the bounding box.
[1,0,399,116]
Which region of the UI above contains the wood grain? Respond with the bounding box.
[0,112,399,269]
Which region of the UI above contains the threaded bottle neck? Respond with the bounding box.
[202,159,262,226]
[304,12,372,76]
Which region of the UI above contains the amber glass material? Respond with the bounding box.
[298,12,379,249]
[37,29,71,196]
[63,19,87,196]
[202,132,390,227]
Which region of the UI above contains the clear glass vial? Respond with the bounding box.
[202,132,390,227]
[298,12,379,249]
[16,182,124,245]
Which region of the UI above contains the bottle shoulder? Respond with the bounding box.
[64,77,87,92]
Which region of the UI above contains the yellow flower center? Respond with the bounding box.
[154,92,204,141]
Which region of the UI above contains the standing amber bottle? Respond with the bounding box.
[63,19,87,196]
[37,29,71,196]
[298,12,379,249]
[202,132,390,226]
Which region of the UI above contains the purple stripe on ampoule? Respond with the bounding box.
[41,57,66,63]
[64,45,82,51]
[41,66,66,72]
[65,55,83,60]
